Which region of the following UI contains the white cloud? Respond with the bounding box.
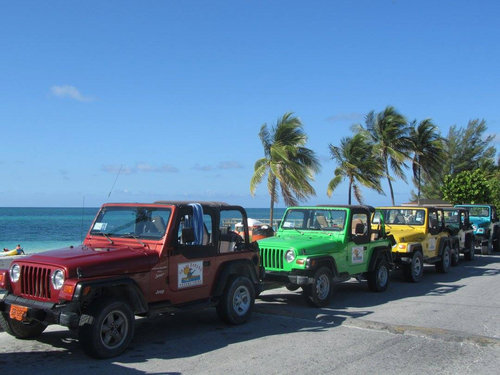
[326,112,364,123]
[218,161,243,170]
[102,163,178,174]
[50,85,94,102]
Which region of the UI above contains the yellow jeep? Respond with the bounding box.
[373,206,452,282]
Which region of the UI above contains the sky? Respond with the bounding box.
[1,0,499,208]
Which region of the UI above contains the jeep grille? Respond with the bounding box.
[20,265,52,300]
[260,247,284,270]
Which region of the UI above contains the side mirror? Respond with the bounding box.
[181,228,195,244]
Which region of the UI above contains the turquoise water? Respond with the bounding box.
[0,207,286,254]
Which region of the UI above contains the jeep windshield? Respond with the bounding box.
[379,208,425,226]
[459,206,489,217]
[90,206,171,240]
[443,209,460,225]
[281,208,346,231]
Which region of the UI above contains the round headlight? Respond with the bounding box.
[285,250,296,263]
[51,269,65,290]
[10,264,20,283]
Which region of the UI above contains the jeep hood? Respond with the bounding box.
[258,232,344,251]
[18,244,159,278]
[386,226,426,243]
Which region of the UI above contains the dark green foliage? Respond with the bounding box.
[327,133,384,204]
[250,112,320,223]
[441,169,493,204]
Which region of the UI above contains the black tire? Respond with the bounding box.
[0,311,47,339]
[217,276,255,325]
[302,267,333,307]
[493,230,500,252]
[451,244,460,266]
[78,298,135,359]
[464,239,475,261]
[436,246,451,273]
[481,243,491,255]
[367,257,390,292]
[403,251,424,283]
[285,283,300,291]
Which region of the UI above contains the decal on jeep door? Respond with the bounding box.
[351,246,364,264]
[428,238,436,251]
[178,261,203,288]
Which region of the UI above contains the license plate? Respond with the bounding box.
[9,304,28,321]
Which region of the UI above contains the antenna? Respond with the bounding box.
[107,165,123,200]
[80,196,85,243]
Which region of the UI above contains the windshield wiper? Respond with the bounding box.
[122,233,147,248]
[91,232,114,244]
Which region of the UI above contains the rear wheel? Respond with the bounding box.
[481,242,491,255]
[78,298,135,359]
[451,244,460,266]
[302,267,333,307]
[464,239,475,261]
[403,251,424,283]
[367,257,390,292]
[285,283,300,291]
[436,246,451,273]
[217,276,255,325]
[0,312,47,339]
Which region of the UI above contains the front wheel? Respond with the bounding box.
[451,245,460,266]
[464,239,475,261]
[403,251,424,283]
[303,267,333,307]
[367,258,390,292]
[0,312,47,339]
[78,298,135,359]
[217,276,255,325]
[436,246,451,273]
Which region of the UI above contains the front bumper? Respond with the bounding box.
[264,270,313,285]
[0,290,80,328]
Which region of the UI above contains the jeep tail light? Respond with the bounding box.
[398,244,406,250]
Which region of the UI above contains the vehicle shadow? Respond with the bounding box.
[0,305,337,374]
[258,253,500,312]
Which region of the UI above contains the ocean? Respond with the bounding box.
[0,207,286,254]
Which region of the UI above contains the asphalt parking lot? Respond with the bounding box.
[0,254,499,374]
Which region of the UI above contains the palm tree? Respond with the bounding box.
[409,119,445,205]
[327,133,384,204]
[250,112,320,224]
[359,106,411,205]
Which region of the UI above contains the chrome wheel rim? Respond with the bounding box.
[413,256,422,276]
[100,310,128,350]
[377,265,388,287]
[315,274,330,300]
[232,285,251,316]
[444,249,450,268]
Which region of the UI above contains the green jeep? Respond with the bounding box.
[257,205,394,307]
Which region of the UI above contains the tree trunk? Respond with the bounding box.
[385,157,395,205]
[417,166,421,205]
[348,180,352,205]
[269,177,276,228]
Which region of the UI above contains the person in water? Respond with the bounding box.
[2,244,24,255]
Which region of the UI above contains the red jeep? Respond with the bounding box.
[0,201,261,358]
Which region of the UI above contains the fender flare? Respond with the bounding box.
[212,259,260,297]
[438,237,450,257]
[368,246,393,271]
[304,255,338,276]
[73,277,148,314]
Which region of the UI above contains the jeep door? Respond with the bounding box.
[423,209,441,258]
[167,206,218,304]
[347,211,372,274]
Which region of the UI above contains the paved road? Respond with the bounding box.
[0,254,499,374]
